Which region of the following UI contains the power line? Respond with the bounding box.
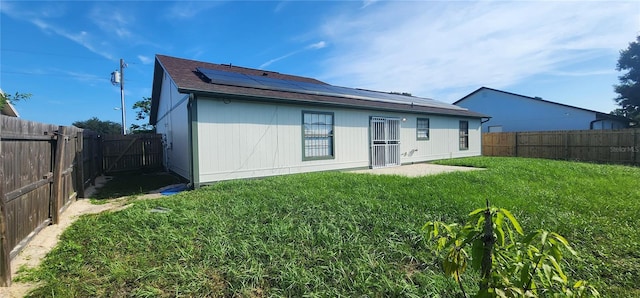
[0,48,111,61]
[0,48,144,64]
[0,70,110,80]
[0,70,143,82]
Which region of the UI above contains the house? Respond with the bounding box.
[0,89,19,117]
[150,55,487,187]
[454,87,630,133]
[1,102,19,117]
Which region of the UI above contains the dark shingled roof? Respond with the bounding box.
[151,55,487,124]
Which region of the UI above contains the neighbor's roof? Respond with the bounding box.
[151,55,487,124]
[1,102,19,117]
[454,87,630,123]
[0,89,19,117]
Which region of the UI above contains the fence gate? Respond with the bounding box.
[101,134,163,174]
[370,117,401,169]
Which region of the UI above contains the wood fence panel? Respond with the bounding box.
[102,134,163,173]
[635,130,640,164]
[483,129,640,166]
[0,117,58,269]
[81,130,101,188]
[0,117,163,285]
[482,132,516,156]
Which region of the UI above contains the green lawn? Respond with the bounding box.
[19,157,640,297]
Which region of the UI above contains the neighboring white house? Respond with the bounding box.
[1,102,19,117]
[454,87,630,133]
[150,55,487,187]
[0,89,19,117]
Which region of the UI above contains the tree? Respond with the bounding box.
[73,117,122,135]
[0,91,31,110]
[613,35,640,122]
[423,202,599,297]
[129,96,155,134]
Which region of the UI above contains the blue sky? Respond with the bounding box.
[1,0,639,128]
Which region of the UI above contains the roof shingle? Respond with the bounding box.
[151,55,487,124]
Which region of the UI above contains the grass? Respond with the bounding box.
[90,171,183,201]
[18,157,640,297]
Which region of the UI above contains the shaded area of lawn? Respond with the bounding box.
[91,171,184,200]
[19,157,640,297]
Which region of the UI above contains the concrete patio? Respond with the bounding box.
[349,163,484,177]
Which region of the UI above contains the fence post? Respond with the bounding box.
[565,131,569,160]
[87,132,98,185]
[0,122,11,286]
[75,131,85,198]
[514,132,519,157]
[635,129,638,165]
[51,126,68,225]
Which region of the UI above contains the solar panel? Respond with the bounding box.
[196,67,263,88]
[196,66,465,110]
[252,75,302,90]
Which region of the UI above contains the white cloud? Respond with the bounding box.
[1,3,116,61]
[31,18,115,60]
[90,7,132,38]
[261,41,328,69]
[138,55,153,65]
[274,1,289,13]
[306,41,327,50]
[61,70,109,83]
[361,0,378,9]
[166,1,221,19]
[315,1,640,101]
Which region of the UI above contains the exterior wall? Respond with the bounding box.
[591,119,627,130]
[457,89,597,132]
[154,72,191,180]
[195,97,481,183]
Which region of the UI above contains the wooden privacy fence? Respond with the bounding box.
[0,116,102,286]
[0,115,163,286]
[483,129,640,165]
[102,134,163,174]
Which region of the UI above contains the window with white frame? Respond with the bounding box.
[417,118,430,140]
[459,120,469,150]
[302,111,334,160]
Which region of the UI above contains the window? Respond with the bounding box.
[459,120,469,150]
[302,111,334,160]
[417,118,430,140]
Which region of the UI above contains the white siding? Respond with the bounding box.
[154,72,191,179]
[195,97,481,183]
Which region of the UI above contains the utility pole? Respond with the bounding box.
[111,59,127,135]
[119,59,127,135]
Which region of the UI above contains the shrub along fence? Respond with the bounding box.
[0,115,163,286]
[482,129,640,165]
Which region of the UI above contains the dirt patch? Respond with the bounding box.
[0,176,185,297]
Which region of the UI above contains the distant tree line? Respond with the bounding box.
[72,96,154,135]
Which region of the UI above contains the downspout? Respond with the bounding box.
[589,119,602,130]
[480,117,491,133]
[187,93,200,189]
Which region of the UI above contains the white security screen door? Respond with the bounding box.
[370,117,401,169]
